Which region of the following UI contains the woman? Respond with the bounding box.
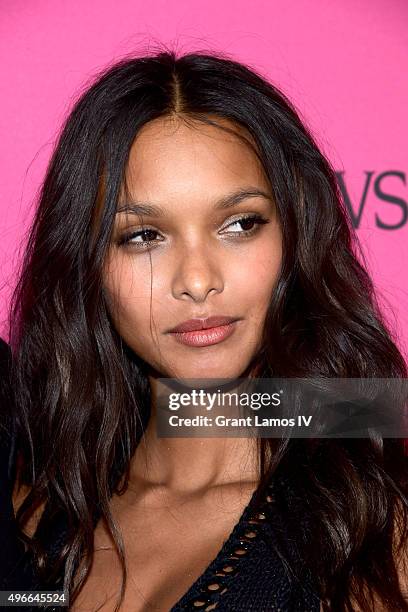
[2,48,407,611]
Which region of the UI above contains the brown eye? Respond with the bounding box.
[222,214,270,236]
[238,217,257,231]
[118,228,163,248]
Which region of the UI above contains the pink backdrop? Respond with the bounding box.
[1,0,407,360]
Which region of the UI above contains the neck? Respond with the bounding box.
[129,375,260,495]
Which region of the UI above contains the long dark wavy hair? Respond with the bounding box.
[7,46,408,611]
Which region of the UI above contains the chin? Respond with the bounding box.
[167,362,248,382]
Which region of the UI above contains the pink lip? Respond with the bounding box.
[168,315,238,333]
[169,321,238,347]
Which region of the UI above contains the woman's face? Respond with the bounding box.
[102,115,282,380]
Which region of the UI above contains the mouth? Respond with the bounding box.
[168,315,239,333]
[168,320,240,347]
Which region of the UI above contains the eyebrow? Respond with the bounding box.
[116,187,272,217]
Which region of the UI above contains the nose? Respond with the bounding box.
[171,245,224,303]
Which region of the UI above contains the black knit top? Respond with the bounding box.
[0,339,321,611]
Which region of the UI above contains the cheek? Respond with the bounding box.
[226,238,282,313]
[103,256,156,338]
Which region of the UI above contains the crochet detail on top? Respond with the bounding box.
[173,479,279,611]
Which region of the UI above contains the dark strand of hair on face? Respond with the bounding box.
[7,43,408,612]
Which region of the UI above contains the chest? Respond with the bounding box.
[70,485,256,612]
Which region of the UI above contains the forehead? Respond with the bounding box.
[122,115,270,202]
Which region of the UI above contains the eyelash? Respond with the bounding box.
[117,214,270,250]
